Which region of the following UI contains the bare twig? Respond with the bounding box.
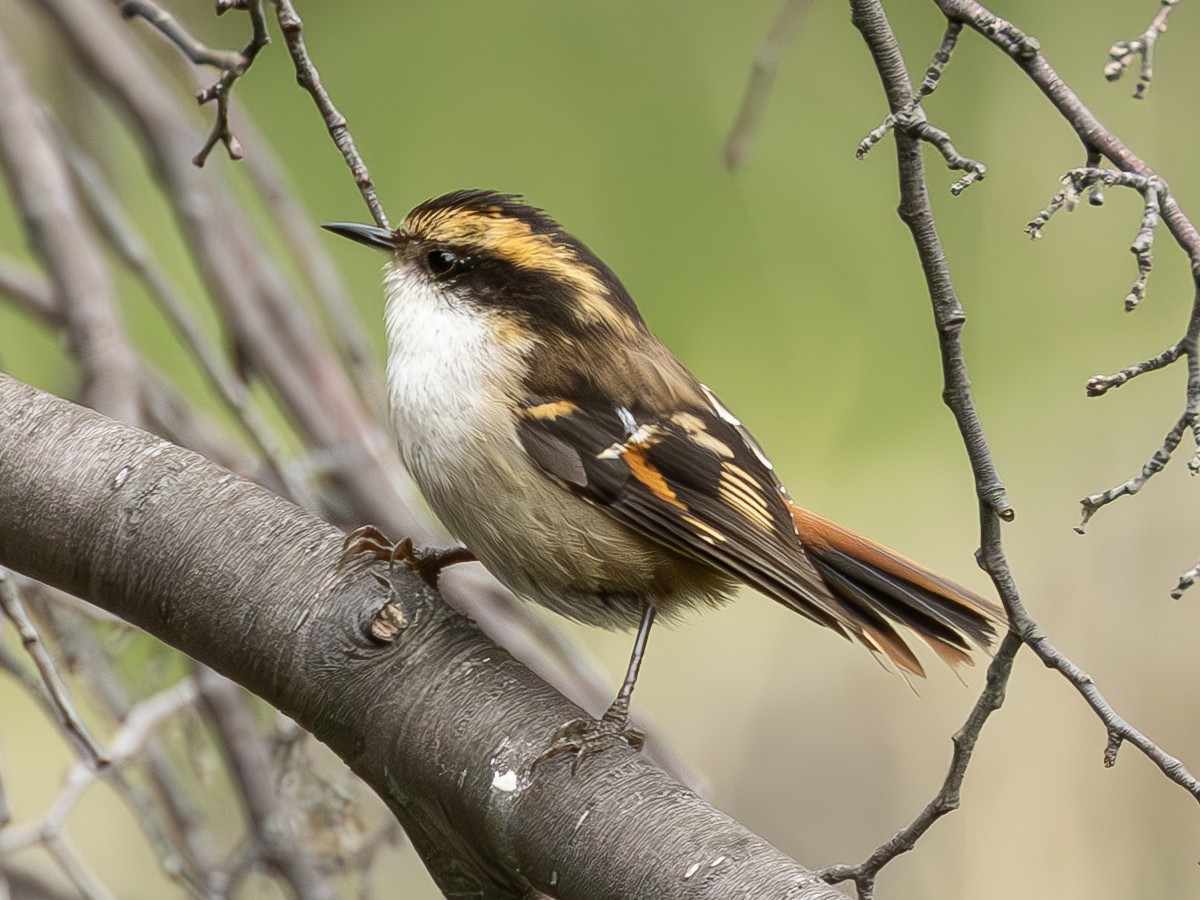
[1027,167,1164,311]
[724,0,814,171]
[855,21,987,194]
[193,0,269,165]
[118,0,270,165]
[0,573,109,768]
[818,2,1200,894]
[1105,0,1181,99]
[1086,342,1183,397]
[269,0,389,228]
[819,633,1021,898]
[931,0,1200,797]
[116,0,245,70]
[1171,558,1200,598]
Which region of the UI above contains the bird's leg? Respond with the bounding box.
[338,525,475,588]
[535,601,657,773]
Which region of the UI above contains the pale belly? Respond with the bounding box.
[401,424,734,630]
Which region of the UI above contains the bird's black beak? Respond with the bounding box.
[321,222,397,251]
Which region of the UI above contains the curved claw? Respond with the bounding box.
[338,526,475,587]
[532,697,645,775]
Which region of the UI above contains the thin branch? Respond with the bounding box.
[819,632,1021,899]
[192,0,269,165]
[855,21,987,195]
[0,572,109,768]
[1105,0,1181,99]
[269,0,389,228]
[116,0,270,165]
[1086,341,1183,397]
[116,0,246,70]
[821,2,1200,893]
[724,0,815,171]
[1026,167,1164,311]
[930,0,1200,796]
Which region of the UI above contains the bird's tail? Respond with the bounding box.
[788,502,1006,677]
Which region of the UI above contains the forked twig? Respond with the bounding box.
[1104,0,1181,99]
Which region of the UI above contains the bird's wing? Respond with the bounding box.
[515,385,1003,675]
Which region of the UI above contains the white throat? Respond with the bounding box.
[380,261,526,475]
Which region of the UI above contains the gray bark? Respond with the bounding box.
[0,374,847,900]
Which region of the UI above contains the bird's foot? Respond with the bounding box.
[533,696,644,775]
[338,525,474,588]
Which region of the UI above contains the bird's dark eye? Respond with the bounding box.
[425,247,465,279]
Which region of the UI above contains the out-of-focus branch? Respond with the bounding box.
[37,0,422,534]
[0,375,850,900]
[196,667,337,900]
[0,26,139,424]
[0,260,56,320]
[724,0,814,171]
[61,131,316,509]
[0,677,200,899]
[0,573,109,768]
[231,111,384,413]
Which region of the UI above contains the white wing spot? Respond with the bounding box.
[701,384,775,471]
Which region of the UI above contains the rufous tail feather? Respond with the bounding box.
[788,501,1007,677]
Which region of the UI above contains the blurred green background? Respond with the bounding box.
[3,1,1200,897]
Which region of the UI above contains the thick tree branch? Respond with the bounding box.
[0,374,849,900]
[23,0,659,751]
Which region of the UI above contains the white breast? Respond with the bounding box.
[381,262,523,467]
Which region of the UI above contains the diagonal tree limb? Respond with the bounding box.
[0,373,849,900]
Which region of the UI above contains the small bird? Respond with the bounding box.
[324,190,1005,761]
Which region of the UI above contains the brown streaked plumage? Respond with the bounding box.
[325,189,1008,762]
